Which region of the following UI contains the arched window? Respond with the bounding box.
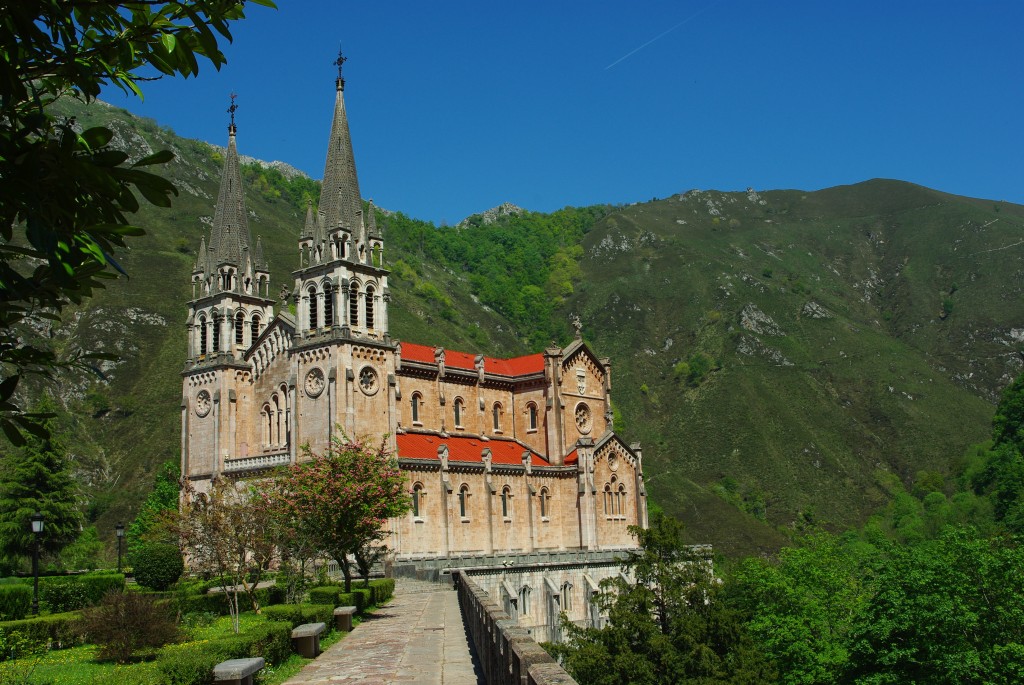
[262,404,273,447]
[528,403,538,431]
[454,398,464,428]
[618,484,626,518]
[492,403,502,432]
[412,483,423,518]
[323,283,333,327]
[307,285,318,331]
[459,484,469,519]
[561,582,573,611]
[212,315,220,352]
[198,315,208,354]
[235,311,244,346]
[501,486,511,519]
[539,488,549,518]
[411,392,421,424]
[251,314,261,342]
[604,484,612,516]
[610,475,619,516]
[272,393,282,446]
[365,285,375,330]
[519,586,531,616]
[349,285,359,326]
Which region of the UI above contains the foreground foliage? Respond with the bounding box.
[550,514,775,684]
[0,0,273,442]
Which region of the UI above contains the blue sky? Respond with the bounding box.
[105,1,1024,225]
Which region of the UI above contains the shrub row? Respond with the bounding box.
[0,611,84,656]
[156,621,292,685]
[39,573,125,613]
[307,578,394,611]
[307,585,370,612]
[261,603,335,628]
[0,585,31,621]
[175,585,285,616]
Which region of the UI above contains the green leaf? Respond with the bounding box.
[1,419,26,447]
[160,33,176,55]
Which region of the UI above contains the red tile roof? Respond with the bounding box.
[400,342,544,377]
[397,433,549,466]
[564,449,579,466]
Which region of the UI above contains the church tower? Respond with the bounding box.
[287,53,397,452]
[183,100,276,477]
[293,53,389,341]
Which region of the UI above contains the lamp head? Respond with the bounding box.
[30,512,43,534]
[115,523,125,538]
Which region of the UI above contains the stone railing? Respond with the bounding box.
[451,570,578,685]
[222,451,290,473]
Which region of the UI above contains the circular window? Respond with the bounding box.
[358,366,379,396]
[195,390,212,417]
[574,402,592,434]
[608,453,618,472]
[304,367,326,397]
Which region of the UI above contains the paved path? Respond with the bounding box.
[282,578,485,684]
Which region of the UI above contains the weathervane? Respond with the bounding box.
[227,92,238,128]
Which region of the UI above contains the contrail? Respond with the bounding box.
[605,1,720,70]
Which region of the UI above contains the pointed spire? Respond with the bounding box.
[318,51,363,236]
[254,235,267,270]
[194,235,207,272]
[367,199,380,238]
[302,200,316,240]
[210,96,254,267]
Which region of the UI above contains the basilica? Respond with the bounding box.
[180,65,648,568]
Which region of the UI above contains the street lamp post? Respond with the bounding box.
[30,512,43,616]
[115,523,125,573]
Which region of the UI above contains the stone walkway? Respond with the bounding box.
[282,578,485,684]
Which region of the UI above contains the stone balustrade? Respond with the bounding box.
[451,570,578,685]
[222,451,291,473]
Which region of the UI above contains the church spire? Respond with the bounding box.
[317,49,363,235]
[210,93,254,268]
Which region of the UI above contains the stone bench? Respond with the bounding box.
[291,621,326,658]
[334,605,357,632]
[213,657,264,685]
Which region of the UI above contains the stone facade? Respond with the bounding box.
[181,68,649,565]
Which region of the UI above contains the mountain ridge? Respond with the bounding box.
[31,98,1024,557]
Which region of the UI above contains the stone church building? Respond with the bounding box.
[181,65,648,639]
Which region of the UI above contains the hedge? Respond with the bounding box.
[0,585,31,621]
[38,573,125,613]
[308,579,394,611]
[175,585,285,616]
[0,611,84,655]
[261,603,336,629]
[156,621,291,685]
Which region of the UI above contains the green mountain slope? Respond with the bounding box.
[33,99,1024,558]
[569,183,1023,553]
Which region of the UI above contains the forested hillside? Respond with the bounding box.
[23,98,1024,557]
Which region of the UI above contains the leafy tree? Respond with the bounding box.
[551,513,775,684]
[727,534,876,684]
[173,476,279,632]
[0,0,273,442]
[846,527,1024,684]
[126,460,180,562]
[271,435,410,592]
[0,401,83,566]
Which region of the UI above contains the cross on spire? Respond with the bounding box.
[227,92,238,133]
[334,47,347,79]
